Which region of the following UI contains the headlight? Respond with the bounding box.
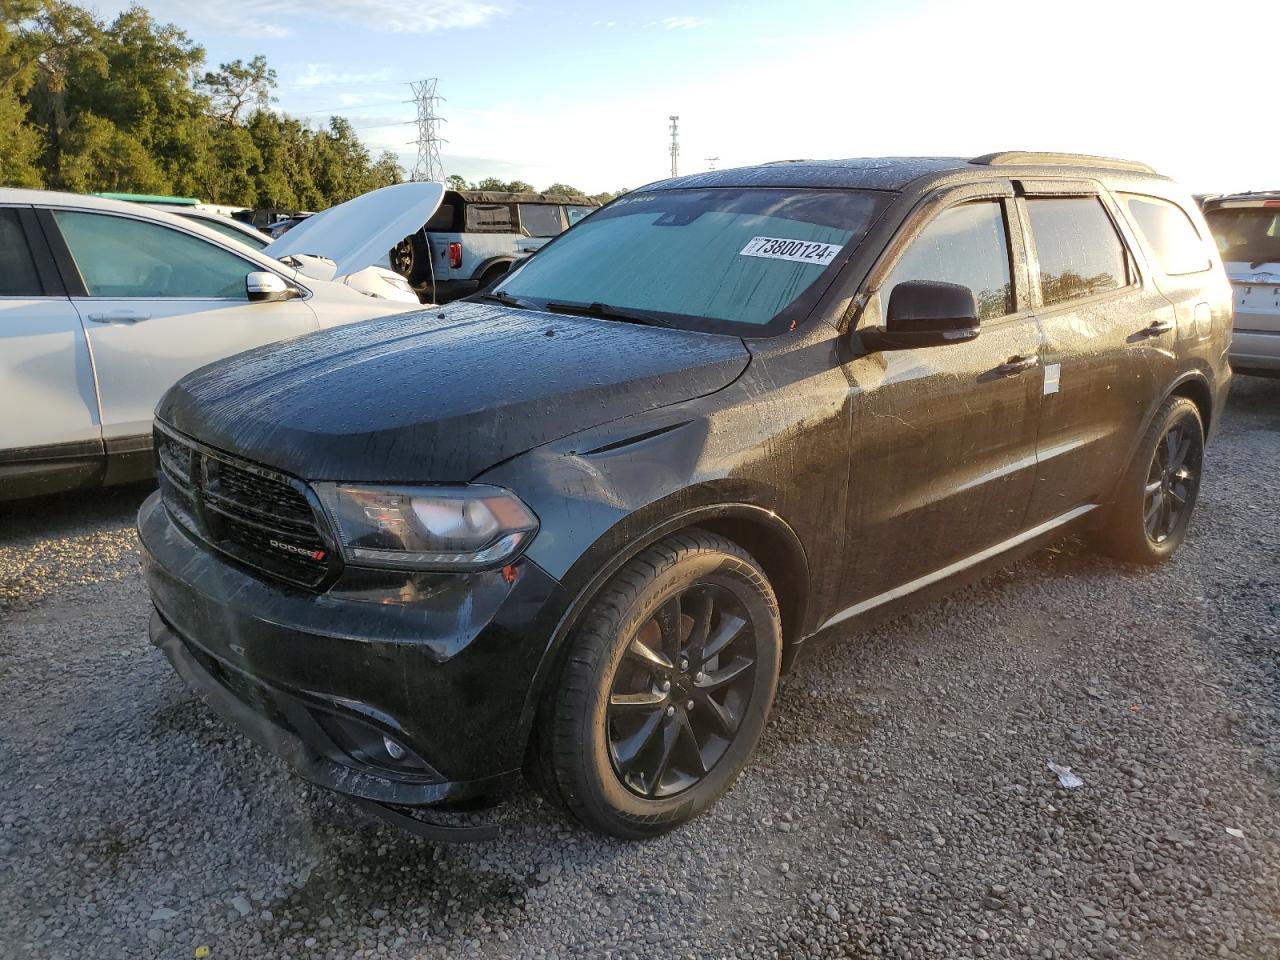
[313,483,539,571]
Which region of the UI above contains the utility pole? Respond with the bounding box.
[705,156,719,171]
[409,79,447,182]
[669,115,679,178]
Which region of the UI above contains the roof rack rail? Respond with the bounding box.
[970,151,1156,174]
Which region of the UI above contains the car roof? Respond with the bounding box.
[454,190,599,206]
[0,187,276,254]
[1202,190,1280,209]
[640,153,1170,194]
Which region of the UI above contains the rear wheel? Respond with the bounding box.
[477,263,510,292]
[390,235,431,284]
[1091,395,1204,564]
[534,530,781,838]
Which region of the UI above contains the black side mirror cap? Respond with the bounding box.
[861,280,981,352]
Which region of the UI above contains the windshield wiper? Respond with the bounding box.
[543,300,671,327]
[477,289,531,309]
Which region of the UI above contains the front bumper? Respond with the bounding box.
[139,491,567,808]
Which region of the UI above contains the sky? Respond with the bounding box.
[94,0,1272,195]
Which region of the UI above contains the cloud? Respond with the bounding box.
[657,16,709,30]
[171,0,503,38]
[287,64,398,88]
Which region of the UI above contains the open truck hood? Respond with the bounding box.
[264,181,444,278]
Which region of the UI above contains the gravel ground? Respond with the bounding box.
[2,375,1278,960]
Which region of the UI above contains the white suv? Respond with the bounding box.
[0,184,439,500]
[1203,192,1280,376]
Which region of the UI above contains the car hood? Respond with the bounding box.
[157,301,751,482]
[264,181,444,278]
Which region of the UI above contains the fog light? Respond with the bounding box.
[383,736,407,761]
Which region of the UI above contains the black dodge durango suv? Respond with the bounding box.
[140,152,1232,839]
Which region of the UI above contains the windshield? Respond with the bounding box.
[495,187,888,334]
[1205,207,1280,266]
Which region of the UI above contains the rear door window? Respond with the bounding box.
[518,204,564,237]
[1121,194,1211,275]
[465,203,514,233]
[565,205,596,227]
[1026,197,1129,307]
[0,209,44,296]
[882,201,1014,323]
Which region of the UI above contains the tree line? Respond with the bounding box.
[444,175,626,205]
[1,1,628,212]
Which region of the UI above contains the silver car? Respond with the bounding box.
[0,184,438,500]
[1203,192,1280,376]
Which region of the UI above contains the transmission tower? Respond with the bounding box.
[669,115,679,178]
[705,156,720,171]
[409,79,447,182]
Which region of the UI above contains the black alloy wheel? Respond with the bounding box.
[532,530,781,838]
[606,582,757,798]
[1143,419,1200,544]
[1090,394,1205,564]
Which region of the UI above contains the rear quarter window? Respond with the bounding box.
[0,209,43,296]
[425,203,455,232]
[1027,197,1129,307]
[1121,194,1211,275]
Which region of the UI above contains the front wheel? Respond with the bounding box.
[534,530,782,838]
[1091,395,1204,564]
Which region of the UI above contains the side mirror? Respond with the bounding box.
[246,271,300,303]
[861,280,980,352]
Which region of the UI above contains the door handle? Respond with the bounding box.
[1135,318,1174,338]
[994,354,1039,376]
[87,311,151,324]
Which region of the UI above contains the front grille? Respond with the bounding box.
[156,425,334,588]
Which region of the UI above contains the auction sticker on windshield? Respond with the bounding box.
[739,236,842,266]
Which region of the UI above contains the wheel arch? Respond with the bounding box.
[1168,372,1214,437]
[1106,369,1217,509]
[472,255,515,282]
[515,500,810,757]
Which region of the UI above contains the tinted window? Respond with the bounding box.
[499,188,887,332]
[180,213,269,249]
[465,203,514,233]
[0,209,43,296]
[1205,207,1280,265]
[1121,195,1210,275]
[425,203,455,232]
[54,211,252,299]
[1027,198,1128,307]
[518,203,564,238]
[566,205,595,226]
[882,202,1013,323]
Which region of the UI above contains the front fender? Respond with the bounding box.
[478,411,814,762]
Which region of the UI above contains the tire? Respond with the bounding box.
[1091,395,1204,564]
[533,530,782,839]
[477,263,510,292]
[390,235,430,284]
